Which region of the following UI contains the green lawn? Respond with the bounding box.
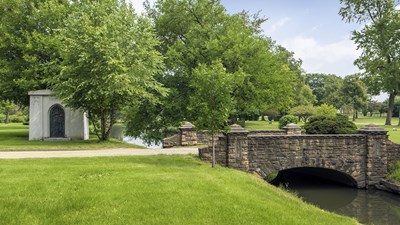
[0,155,359,225]
[0,123,144,150]
[244,116,400,144]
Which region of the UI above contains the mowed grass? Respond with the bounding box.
[0,155,359,225]
[244,116,400,144]
[0,123,143,150]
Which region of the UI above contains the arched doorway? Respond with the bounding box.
[49,104,65,138]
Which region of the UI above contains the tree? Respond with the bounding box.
[189,62,234,167]
[135,0,299,142]
[339,0,400,125]
[305,73,344,108]
[0,100,17,124]
[314,104,338,117]
[0,0,70,106]
[53,0,166,141]
[289,105,315,122]
[341,75,368,121]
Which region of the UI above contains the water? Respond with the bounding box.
[273,169,400,225]
[123,136,162,149]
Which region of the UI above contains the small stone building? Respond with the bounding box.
[28,90,89,140]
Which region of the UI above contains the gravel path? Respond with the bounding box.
[0,148,199,159]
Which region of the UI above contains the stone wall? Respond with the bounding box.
[197,130,210,145]
[387,140,400,166]
[199,124,399,189]
[247,134,367,188]
[248,130,286,136]
[163,134,179,148]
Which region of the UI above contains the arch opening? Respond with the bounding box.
[49,104,65,138]
[271,167,358,188]
[270,167,359,211]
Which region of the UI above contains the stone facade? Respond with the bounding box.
[199,124,400,189]
[162,122,214,148]
[28,90,89,140]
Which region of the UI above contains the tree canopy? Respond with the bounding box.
[53,0,166,140]
[340,0,400,125]
[0,0,70,106]
[124,0,304,142]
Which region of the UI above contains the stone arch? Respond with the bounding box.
[273,167,358,187]
[49,104,65,138]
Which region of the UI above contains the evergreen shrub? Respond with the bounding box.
[303,114,357,134]
[278,115,298,129]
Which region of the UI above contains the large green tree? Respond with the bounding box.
[0,0,70,106]
[53,0,166,141]
[133,0,299,142]
[340,0,400,125]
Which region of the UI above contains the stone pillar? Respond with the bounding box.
[358,124,389,188]
[179,122,197,146]
[226,124,249,171]
[284,123,302,135]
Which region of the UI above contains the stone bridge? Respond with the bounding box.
[199,124,400,188]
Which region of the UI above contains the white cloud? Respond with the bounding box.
[268,17,291,33]
[280,35,361,77]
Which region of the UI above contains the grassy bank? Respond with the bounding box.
[0,155,359,225]
[0,124,143,150]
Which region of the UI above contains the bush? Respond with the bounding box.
[278,115,298,129]
[303,114,357,134]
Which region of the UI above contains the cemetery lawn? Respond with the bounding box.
[0,123,144,150]
[244,116,400,144]
[0,155,359,225]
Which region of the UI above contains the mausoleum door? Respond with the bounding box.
[50,105,65,138]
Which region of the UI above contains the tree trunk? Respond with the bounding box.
[211,133,215,168]
[5,112,9,124]
[101,115,107,141]
[261,115,265,121]
[386,92,396,125]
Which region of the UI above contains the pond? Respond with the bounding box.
[273,169,400,225]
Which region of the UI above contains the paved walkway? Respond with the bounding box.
[0,148,199,159]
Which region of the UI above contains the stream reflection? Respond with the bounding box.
[273,169,400,225]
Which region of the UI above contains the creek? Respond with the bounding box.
[272,169,400,225]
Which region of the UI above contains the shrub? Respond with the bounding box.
[303,114,357,134]
[278,115,298,129]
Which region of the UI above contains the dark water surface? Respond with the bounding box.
[273,170,400,225]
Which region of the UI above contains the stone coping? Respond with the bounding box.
[28,89,54,96]
[248,134,367,139]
